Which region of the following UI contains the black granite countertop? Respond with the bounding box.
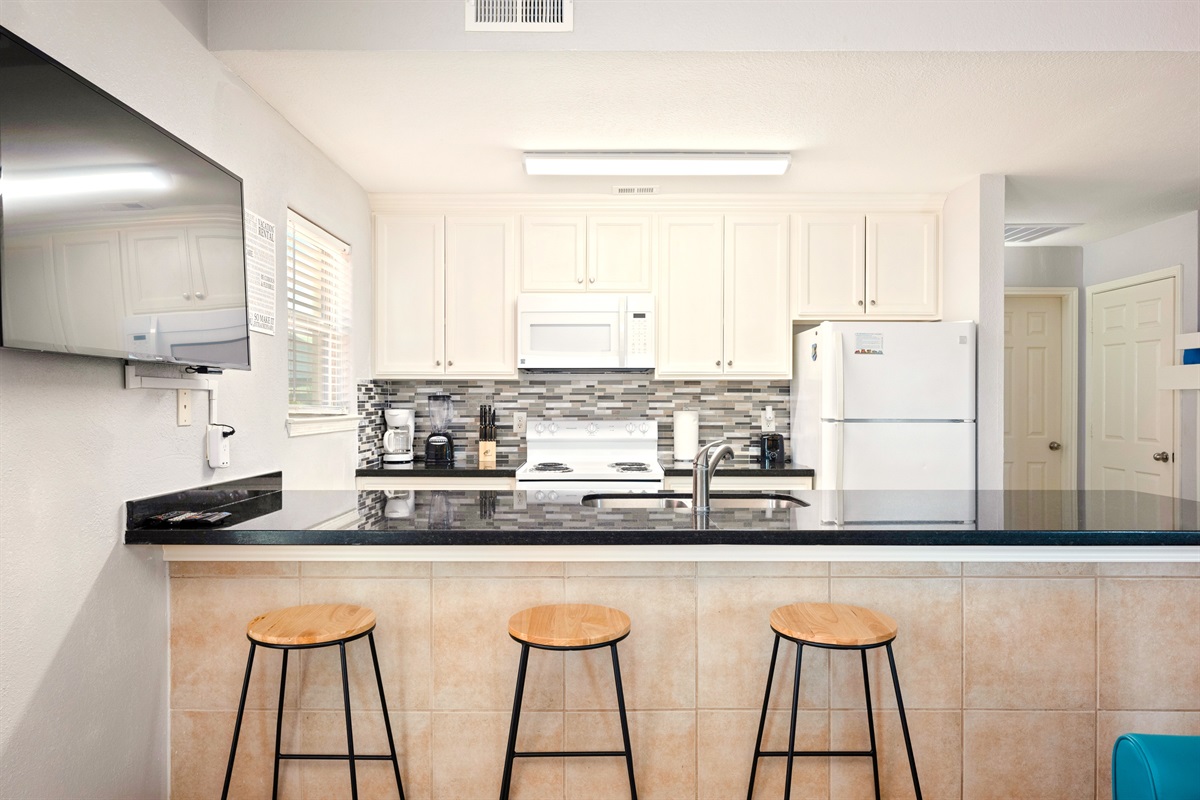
[126,473,1200,548]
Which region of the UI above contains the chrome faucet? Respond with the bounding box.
[692,439,734,513]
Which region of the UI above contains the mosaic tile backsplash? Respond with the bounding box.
[358,376,790,467]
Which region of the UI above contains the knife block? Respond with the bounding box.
[478,440,497,466]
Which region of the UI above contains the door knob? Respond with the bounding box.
[1048,441,1061,451]
[1153,451,1170,462]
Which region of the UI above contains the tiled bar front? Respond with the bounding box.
[170,561,1200,800]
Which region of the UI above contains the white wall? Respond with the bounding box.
[943,175,1007,493]
[0,2,371,797]
[1083,211,1199,499]
[1004,246,1083,288]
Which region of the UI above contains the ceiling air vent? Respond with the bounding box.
[612,185,659,196]
[1004,223,1082,244]
[466,0,573,31]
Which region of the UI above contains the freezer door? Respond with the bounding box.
[819,490,977,525]
[819,322,975,421]
[821,421,977,490]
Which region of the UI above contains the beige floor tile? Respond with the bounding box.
[963,711,1095,800]
[432,578,564,711]
[170,577,301,710]
[433,561,564,577]
[964,578,1096,710]
[171,709,300,800]
[564,577,696,710]
[1097,562,1200,576]
[432,711,563,800]
[697,561,829,577]
[300,561,431,578]
[830,578,962,710]
[831,562,961,577]
[1098,578,1200,710]
[564,711,695,800]
[830,710,960,800]
[697,577,831,711]
[698,709,829,800]
[962,562,1096,576]
[1096,711,1200,800]
[170,561,299,577]
[299,709,431,800]
[298,577,432,712]
[565,561,696,577]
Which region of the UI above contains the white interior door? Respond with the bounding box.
[1088,276,1176,495]
[1005,295,1065,490]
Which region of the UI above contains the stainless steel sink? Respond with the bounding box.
[581,492,807,510]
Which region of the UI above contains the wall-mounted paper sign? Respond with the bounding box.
[244,210,276,335]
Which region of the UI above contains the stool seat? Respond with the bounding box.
[508,603,631,648]
[247,603,376,646]
[770,602,897,647]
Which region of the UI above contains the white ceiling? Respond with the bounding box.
[207,4,1200,246]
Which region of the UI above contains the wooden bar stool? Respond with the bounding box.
[220,603,405,800]
[500,603,637,800]
[747,603,921,800]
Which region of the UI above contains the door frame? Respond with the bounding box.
[1084,265,1183,496]
[1004,287,1080,490]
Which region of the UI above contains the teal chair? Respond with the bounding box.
[1112,734,1200,799]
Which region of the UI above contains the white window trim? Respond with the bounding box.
[286,413,362,437]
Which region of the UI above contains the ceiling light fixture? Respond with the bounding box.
[0,166,171,199]
[523,151,792,177]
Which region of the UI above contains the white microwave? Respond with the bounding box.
[517,293,655,371]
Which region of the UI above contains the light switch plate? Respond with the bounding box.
[513,411,527,435]
[760,405,776,432]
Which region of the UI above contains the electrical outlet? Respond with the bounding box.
[177,389,192,426]
[513,411,527,435]
[761,405,776,432]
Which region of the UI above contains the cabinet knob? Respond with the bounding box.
[577,277,584,284]
[435,360,441,366]
[857,300,863,306]
[727,360,732,367]
[715,360,721,367]
[589,277,595,284]
[447,360,453,367]
[183,292,191,300]
[195,291,205,300]
[870,300,876,306]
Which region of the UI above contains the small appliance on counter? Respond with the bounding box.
[478,404,497,466]
[759,433,785,468]
[673,410,699,463]
[382,408,415,466]
[424,394,455,465]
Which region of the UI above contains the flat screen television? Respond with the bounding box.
[0,26,251,371]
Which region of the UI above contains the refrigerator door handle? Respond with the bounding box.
[832,332,845,422]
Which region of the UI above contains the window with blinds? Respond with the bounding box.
[287,211,352,416]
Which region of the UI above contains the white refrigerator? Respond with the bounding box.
[791,321,977,524]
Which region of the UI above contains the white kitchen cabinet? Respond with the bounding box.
[0,233,65,350]
[792,212,939,319]
[656,214,790,379]
[662,474,813,492]
[521,213,653,293]
[53,229,125,352]
[374,213,517,378]
[124,223,244,314]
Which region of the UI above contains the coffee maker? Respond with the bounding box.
[424,394,455,465]
[382,408,415,466]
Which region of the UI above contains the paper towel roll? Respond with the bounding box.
[673,410,699,462]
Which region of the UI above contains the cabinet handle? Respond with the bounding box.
[183,292,191,300]
[195,291,205,300]
[857,300,863,306]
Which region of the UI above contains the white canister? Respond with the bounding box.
[673,410,700,463]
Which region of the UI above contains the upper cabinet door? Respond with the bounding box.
[1,234,65,349]
[866,213,939,317]
[444,215,517,377]
[792,213,865,317]
[374,214,444,376]
[520,215,586,292]
[124,227,193,314]
[587,215,653,292]
[655,215,724,377]
[53,230,125,352]
[187,224,246,309]
[724,214,791,377]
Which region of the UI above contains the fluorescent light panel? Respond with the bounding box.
[523,151,792,176]
[0,166,171,199]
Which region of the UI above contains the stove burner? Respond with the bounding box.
[531,462,573,473]
[609,462,652,473]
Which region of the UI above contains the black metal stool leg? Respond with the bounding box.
[747,633,782,800]
[272,649,289,800]
[221,641,256,800]
[886,642,922,800]
[499,643,531,800]
[610,643,638,800]
[782,642,804,800]
[861,649,880,800]
[339,641,359,800]
[368,632,406,800]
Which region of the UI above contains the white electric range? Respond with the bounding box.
[515,418,665,503]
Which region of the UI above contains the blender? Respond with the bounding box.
[424,394,455,465]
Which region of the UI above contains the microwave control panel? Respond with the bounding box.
[628,312,653,356]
